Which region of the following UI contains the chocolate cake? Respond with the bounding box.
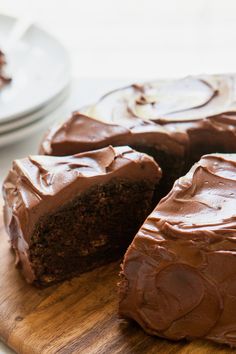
[40,74,236,194]
[119,153,236,347]
[0,50,11,89]
[3,146,161,286]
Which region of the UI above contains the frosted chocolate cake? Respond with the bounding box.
[3,146,161,286]
[119,153,236,347]
[40,74,236,194]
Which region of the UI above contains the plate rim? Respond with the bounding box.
[0,97,67,148]
[0,13,71,123]
[0,84,70,134]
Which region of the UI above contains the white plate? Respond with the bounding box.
[0,14,70,123]
[0,97,69,148]
[0,84,70,134]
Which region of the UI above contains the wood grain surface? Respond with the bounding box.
[0,214,234,354]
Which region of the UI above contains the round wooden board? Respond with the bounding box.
[0,211,234,354]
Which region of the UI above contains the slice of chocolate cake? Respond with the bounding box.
[0,50,11,89]
[40,74,236,195]
[3,146,161,286]
[119,153,236,347]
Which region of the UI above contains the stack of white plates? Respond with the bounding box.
[0,14,70,148]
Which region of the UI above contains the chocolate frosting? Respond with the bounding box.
[39,113,186,158]
[119,153,236,346]
[0,50,11,89]
[3,146,161,283]
[40,74,236,166]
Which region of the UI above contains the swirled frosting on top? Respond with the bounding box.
[85,75,236,124]
[3,146,161,283]
[40,75,236,180]
[119,153,236,347]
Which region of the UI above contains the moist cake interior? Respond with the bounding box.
[29,179,155,286]
[131,145,184,197]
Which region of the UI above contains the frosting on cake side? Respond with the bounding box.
[119,153,236,346]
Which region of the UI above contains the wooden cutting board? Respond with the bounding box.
[0,213,234,354]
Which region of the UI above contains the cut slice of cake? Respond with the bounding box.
[119,153,236,347]
[3,146,161,286]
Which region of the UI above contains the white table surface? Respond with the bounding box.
[1,0,236,352]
